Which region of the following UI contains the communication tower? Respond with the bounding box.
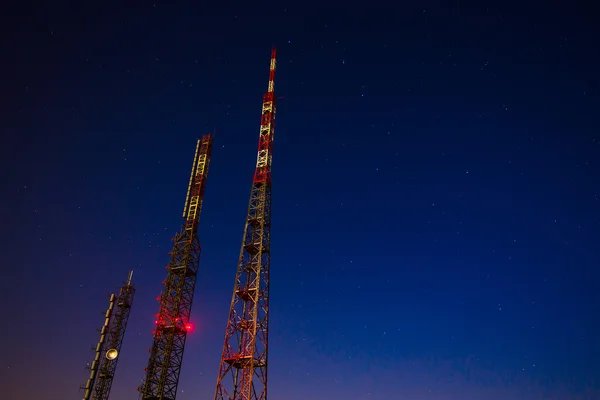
[81,271,135,400]
[138,134,214,400]
[214,48,277,400]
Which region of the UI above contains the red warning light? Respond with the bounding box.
[185,323,194,332]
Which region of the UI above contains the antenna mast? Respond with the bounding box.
[81,271,136,400]
[214,47,278,400]
[138,135,214,400]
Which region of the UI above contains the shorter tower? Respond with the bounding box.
[138,134,214,400]
[81,271,136,400]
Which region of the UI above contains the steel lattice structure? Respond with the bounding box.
[139,135,214,400]
[214,48,277,400]
[92,271,135,400]
[82,294,115,400]
[81,271,135,400]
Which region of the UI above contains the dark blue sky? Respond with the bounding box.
[2,2,599,399]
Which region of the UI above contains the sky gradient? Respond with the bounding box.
[2,2,599,399]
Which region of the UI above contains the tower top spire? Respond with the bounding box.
[268,47,276,93]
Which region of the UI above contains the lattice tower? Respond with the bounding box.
[81,271,135,400]
[139,135,214,400]
[214,48,277,400]
[92,271,135,400]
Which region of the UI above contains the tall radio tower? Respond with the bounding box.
[214,47,277,400]
[81,271,135,400]
[138,134,214,400]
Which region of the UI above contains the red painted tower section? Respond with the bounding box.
[214,48,277,400]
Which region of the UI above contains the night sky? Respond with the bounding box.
[2,2,599,399]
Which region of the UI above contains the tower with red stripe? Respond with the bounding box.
[214,47,277,400]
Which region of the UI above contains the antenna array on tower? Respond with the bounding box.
[138,135,214,400]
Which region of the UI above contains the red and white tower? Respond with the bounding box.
[214,48,277,400]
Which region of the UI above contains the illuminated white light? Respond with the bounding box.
[106,349,118,360]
